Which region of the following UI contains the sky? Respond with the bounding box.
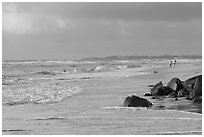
[2,2,202,60]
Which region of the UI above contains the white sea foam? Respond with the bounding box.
[157,131,202,135]
[162,109,202,115]
[44,60,79,64]
[101,106,202,116]
[32,114,201,122]
[101,106,149,111]
[115,60,130,63]
[2,84,83,105]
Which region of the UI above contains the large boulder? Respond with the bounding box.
[124,95,153,107]
[185,76,197,89]
[189,75,202,100]
[150,81,171,96]
[192,75,202,97]
[167,78,183,93]
[150,81,163,96]
[123,96,131,107]
[193,96,202,104]
[181,81,192,94]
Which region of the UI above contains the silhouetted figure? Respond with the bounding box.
[169,59,173,67]
[173,59,177,66]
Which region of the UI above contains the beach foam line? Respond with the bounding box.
[157,131,202,135]
[101,106,202,116]
[33,117,65,120]
[101,106,149,110]
[163,109,202,116]
[30,116,103,121]
[135,117,201,120]
[30,115,201,122]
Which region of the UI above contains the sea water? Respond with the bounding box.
[2,58,202,134]
[2,59,156,105]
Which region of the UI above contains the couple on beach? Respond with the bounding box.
[170,59,177,67]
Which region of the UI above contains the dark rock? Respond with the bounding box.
[181,81,192,94]
[185,76,197,83]
[168,92,177,98]
[154,71,158,73]
[189,75,202,99]
[123,96,131,107]
[156,87,166,96]
[193,96,202,104]
[177,89,187,97]
[124,95,153,107]
[175,97,179,101]
[167,78,183,93]
[150,81,164,96]
[144,93,152,96]
[185,76,197,89]
[193,75,202,97]
[150,81,172,96]
[163,86,172,95]
[189,83,195,89]
[63,69,67,73]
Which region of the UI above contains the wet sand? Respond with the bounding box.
[2,62,202,135]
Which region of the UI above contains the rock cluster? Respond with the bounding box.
[124,75,202,108]
[146,75,202,103]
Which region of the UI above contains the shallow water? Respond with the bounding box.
[2,59,158,105]
[2,59,202,134]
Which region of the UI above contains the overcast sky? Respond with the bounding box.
[2,2,202,60]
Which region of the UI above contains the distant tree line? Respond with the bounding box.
[80,55,202,61]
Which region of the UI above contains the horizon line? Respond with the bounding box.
[2,54,202,61]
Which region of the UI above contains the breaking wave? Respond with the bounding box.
[2,86,82,105]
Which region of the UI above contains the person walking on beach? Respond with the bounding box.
[173,59,177,66]
[169,59,173,67]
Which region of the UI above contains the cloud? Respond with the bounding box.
[2,3,72,34]
[76,3,201,22]
[3,2,201,34]
[2,2,202,60]
[29,2,201,22]
[115,19,201,41]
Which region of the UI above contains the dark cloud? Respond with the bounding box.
[14,2,201,22]
[2,2,202,60]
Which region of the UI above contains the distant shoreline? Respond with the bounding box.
[2,55,202,62]
[80,55,202,61]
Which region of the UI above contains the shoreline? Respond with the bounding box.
[2,60,202,135]
[134,63,202,114]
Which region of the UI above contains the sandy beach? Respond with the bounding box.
[2,2,202,135]
[2,59,202,135]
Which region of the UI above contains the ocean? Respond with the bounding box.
[2,58,202,134]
